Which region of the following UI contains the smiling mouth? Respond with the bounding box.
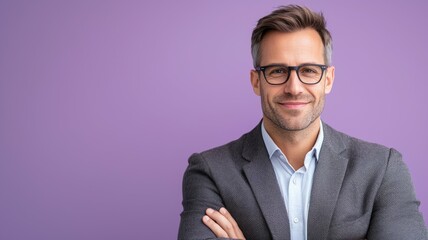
[279,102,308,109]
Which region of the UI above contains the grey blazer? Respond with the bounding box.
[178,122,427,240]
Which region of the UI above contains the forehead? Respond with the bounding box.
[259,29,324,65]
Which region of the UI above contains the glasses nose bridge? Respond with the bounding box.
[286,66,301,83]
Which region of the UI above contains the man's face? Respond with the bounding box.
[250,29,335,132]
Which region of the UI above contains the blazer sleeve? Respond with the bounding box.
[178,153,230,240]
[367,148,428,239]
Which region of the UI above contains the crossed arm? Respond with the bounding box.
[202,207,245,240]
[179,151,427,239]
[178,152,248,240]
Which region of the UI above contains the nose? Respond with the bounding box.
[283,70,304,95]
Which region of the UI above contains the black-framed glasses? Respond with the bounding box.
[255,64,329,85]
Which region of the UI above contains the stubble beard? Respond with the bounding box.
[262,93,325,132]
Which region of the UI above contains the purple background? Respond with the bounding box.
[1,0,427,239]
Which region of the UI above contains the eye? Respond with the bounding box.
[299,65,320,76]
[266,66,288,77]
[300,67,318,74]
[272,68,286,74]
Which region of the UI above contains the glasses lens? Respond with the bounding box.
[264,66,289,84]
[298,65,323,84]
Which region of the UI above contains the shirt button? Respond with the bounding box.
[293,217,299,223]
[293,178,297,184]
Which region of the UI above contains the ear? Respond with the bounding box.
[324,66,335,94]
[250,70,261,96]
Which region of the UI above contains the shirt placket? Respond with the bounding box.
[288,171,304,240]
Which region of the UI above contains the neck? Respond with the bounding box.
[264,118,321,170]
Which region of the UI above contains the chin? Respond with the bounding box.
[277,117,318,132]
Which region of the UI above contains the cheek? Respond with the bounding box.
[260,86,279,103]
[310,87,326,102]
[260,89,270,105]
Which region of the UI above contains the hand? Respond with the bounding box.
[202,207,245,240]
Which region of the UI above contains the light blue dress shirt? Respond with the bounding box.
[261,121,324,240]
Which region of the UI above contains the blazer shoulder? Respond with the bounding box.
[324,123,400,163]
[346,132,392,153]
[188,130,251,166]
[188,123,263,170]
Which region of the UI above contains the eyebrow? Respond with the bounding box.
[261,62,322,67]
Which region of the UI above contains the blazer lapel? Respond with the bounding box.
[307,123,349,240]
[242,123,290,240]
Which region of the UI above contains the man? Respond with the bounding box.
[178,5,427,240]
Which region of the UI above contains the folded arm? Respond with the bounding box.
[203,207,245,240]
[178,153,245,239]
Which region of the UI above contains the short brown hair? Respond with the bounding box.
[251,5,332,67]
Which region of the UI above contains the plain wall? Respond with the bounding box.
[0,0,427,239]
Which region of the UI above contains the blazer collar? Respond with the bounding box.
[242,121,349,240]
[241,122,290,239]
[307,123,349,240]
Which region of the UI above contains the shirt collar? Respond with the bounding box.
[261,120,324,161]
